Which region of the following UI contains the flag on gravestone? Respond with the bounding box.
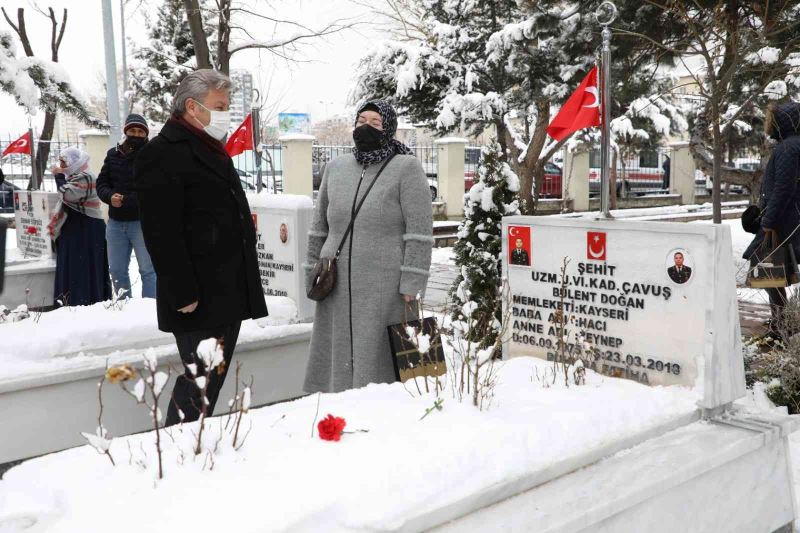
[508,225,531,267]
[2,132,32,157]
[587,231,607,261]
[225,114,254,157]
[545,66,601,141]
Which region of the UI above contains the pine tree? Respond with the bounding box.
[128,0,201,123]
[450,141,520,349]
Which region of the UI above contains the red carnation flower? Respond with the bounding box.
[26,225,38,235]
[317,414,346,442]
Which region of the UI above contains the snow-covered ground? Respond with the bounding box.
[0,296,305,381]
[0,357,700,532]
[431,246,455,266]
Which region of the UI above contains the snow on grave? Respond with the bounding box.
[0,192,59,309]
[247,193,315,321]
[0,357,703,533]
[0,296,311,463]
[1,353,797,532]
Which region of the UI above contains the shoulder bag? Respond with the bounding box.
[307,154,396,301]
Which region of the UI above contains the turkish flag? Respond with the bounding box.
[587,231,607,261]
[546,67,601,141]
[2,132,32,157]
[225,114,254,157]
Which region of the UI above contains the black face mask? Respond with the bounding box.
[353,124,385,152]
[122,136,147,153]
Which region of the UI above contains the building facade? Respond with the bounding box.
[229,70,254,131]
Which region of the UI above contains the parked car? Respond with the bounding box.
[540,162,562,198]
[0,181,20,214]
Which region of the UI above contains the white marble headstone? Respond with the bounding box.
[13,191,59,259]
[502,216,744,410]
[246,193,314,321]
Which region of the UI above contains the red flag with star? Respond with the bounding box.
[546,66,601,141]
[225,114,253,157]
[2,131,31,157]
[587,231,607,261]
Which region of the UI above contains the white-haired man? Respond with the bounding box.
[134,69,268,426]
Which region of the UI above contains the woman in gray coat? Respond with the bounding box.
[303,100,434,393]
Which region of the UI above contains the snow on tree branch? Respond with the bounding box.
[0,30,105,128]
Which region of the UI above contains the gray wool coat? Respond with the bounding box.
[303,154,434,393]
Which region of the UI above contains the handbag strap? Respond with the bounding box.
[334,153,396,258]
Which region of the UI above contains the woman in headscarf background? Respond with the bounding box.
[48,147,112,306]
[744,101,800,337]
[303,99,434,393]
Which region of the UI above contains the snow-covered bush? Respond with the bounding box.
[450,141,519,352]
[88,343,254,479]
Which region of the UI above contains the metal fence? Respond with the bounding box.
[231,143,283,192]
[1,136,84,193]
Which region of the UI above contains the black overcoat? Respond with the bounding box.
[744,102,800,261]
[134,119,268,333]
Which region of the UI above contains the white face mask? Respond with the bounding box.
[191,100,230,141]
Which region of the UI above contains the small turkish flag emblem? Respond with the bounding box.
[587,231,606,261]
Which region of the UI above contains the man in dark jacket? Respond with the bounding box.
[743,101,800,335]
[97,113,156,298]
[134,69,268,426]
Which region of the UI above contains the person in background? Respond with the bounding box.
[744,101,800,338]
[48,147,112,306]
[96,113,156,299]
[662,155,671,191]
[134,69,268,427]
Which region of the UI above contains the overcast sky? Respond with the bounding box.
[0,0,381,136]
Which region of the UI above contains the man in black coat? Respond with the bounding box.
[96,113,157,299]
[667,252,691,284]
[134,69,268,426]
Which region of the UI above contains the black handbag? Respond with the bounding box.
[306,154,396,302]
[387,316,446,383]
[741,205,762,234]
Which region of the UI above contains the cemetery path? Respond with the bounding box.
[424,263,458,311]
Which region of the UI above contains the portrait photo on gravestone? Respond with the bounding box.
[666,248,693,285]
[508,225,531,267]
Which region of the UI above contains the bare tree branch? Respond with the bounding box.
[2,8,34,57]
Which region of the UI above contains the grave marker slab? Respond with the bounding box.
[247,193,315,321]
[502,216,744,409]
[13,191,58,258]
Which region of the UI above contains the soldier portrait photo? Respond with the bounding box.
[279,222,289,244]
[667,250,692,284]
[510,237,530,266]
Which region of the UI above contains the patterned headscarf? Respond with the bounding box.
[353,99,413,165]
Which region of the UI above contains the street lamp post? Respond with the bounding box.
[101,0,122,146]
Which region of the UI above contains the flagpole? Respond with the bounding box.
[252,89,263,194]
[27,114,39,191]
[596,1,617,219]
